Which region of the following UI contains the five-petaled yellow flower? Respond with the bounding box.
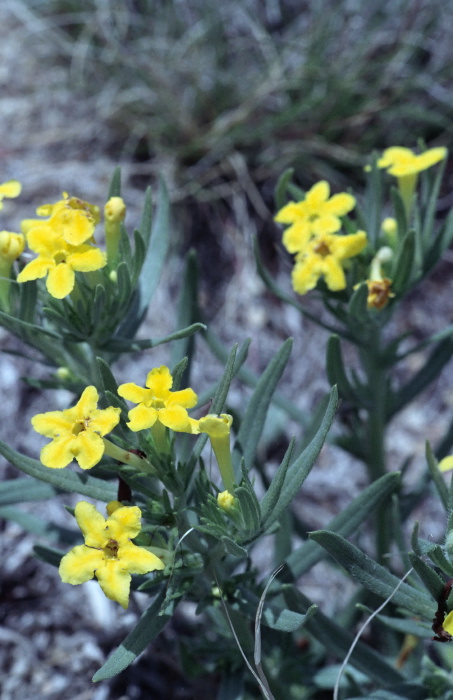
[32,386,120,470]
[275,181,356,254]
[376,146,447,178]
[59,501,165,608]
[0,180,21,209]
[17,224,106,298]
[291,230,367,295]
[118,365,198,433]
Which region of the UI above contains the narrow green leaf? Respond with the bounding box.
[390,185,407,240]
[34,544,65,568]
[107,166,122,198]
[260,438,295,529]
[132,228,146,284]
[170,250,199,371]
[268,387,337,527]
[235,485,261,537]
[92,587,170,681]
[284,472,400,580]
[233,338,293,470]
[283,585,404,686]
[274,168,294,210]
[426,441,449,510]
[263,605,316,633]
[221,536,247,558]
[116,261,132,306]
[409,552,445,601]
[0,439,117,502]
[309,531,433,618]
[347,283,370,329]
[106,323,206,353]
[0,478,56,505]
[392,229,415,295]
[139,185,153,246]
[388,340,453,418]
[326,335,360,404]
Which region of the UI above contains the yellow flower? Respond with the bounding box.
[291,230,367,295]
[22,194,100,244]
[217,490,236,511]
[104,196,126,266]
[31,386,121,470]
[118,365,198,433]
[275,181,356,254]
[59,501,164,608]
[0,231,24,263]
[0,180,21,209]
[377,146,447,178]
[376,146,447,214]
[198,414,235,492]
[17,224,106,298]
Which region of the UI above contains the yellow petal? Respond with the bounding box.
[74,431,105,469]
[127,403,157,431]
[443,611,453,636]
[89,406,121,435]
[17,257,53,283]
[118,382,149,404]
[321,256,347,291]
[106,506,142,542]
[306,180,329,206]
[59,545,102,584]
[439,456,453,473]
[75,386,99,418]
[331,231,367,260]
[291,257,321,295]
[31,410,73,437]
[95,559,132,608]
[282,221,312,254]
[46,263,75,298]
[40,435,77,469]
[168,387,198,409]
[27,225,61,254]
[51,208,95,246]
[324,192,355,217]
[0,180,21,199]
[198,414,232,438]
[158,404,190,430]
[274,201,307,224]
[146,365,173,395]
[118,542,165,574]
[67,245,106,272]
[75,501,108,546]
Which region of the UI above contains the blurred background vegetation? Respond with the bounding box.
[29,0,453,207]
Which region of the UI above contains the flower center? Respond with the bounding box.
[54,252,68,265]
[103,539,119,559]
[72,417,90,436]
[313,240,331,257]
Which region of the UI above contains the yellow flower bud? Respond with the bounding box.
[217,490,235,511]
[0,231,24,262]
[105,197,126,223]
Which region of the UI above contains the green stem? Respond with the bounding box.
[362,330,389,562]
[102,438,157,474]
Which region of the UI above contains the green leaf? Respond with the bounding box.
[233,338,293,470]
[235,484,261,537]
[106,323,206,353]
[221,536,247,558]
[263,605,316,633]
[274,167,294,210]
[283,585,404,686]
[139,185,153,247]
[284,472,401,580]
[0,506,77,543]
[388,340,453,418]
[260,438,295,530]
[309,531,433,618]
[0,439,117,502]
[409,552,445,601]
[426,441,449,510]
[326,335,360,404]
[34,544,65,568]
[266,387,337,528]
[0,478,56,505]
[170,250,199,372]
[93,587,170,681]
[392,229,415,295]
[347,283,370,329]
[107,166,122,198]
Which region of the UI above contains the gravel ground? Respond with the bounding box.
[1,3,453,698]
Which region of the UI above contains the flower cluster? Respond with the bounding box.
[17,194,106,299]
[32,365,235,606]
[275,181,367,295]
